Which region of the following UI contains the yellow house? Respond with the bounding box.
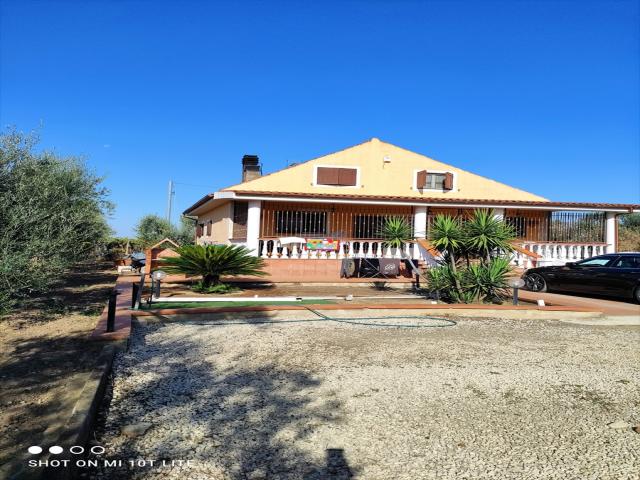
[184,138,638,270]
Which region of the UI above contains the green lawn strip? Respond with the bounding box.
[142,299,334,310]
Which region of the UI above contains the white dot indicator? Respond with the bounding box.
[28,446,42,454]
[90,445,105,455]
[49,446,63,454]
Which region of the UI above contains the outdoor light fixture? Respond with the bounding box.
[509,278,526,305]
[151,270,167,299]
[151,270,167,281]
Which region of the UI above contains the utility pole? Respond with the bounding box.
[166,179,175,224]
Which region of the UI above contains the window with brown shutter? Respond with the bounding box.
[316,167,339,185]
[316,167,358,186]
[338,168,357,186]
[196,224,204,237]
[232,201,248,239]
[416,170,427,188]
[419,172,454,190]
[444,172,454,190]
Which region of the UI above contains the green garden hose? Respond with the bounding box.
[181,308,457,329]
[304,308,456,328]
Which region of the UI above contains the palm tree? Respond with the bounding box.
[428,214,465,293]
[464,209,515,263]
[161,244,267,287]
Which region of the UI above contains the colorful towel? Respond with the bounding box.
[306,238,340,251]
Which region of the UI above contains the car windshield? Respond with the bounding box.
[575,256,615,267]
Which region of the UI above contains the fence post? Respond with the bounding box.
[132,283,139,309]
[106,289,119,332]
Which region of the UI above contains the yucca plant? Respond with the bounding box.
[378,216,421,275]
[463,257,511,303]
[379,216,413,249]
[160,244,267,287]
[428,214,464,293]
[464,209,515,263]
[425,264,458,301]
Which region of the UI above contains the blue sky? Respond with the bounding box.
[1,0,638,236]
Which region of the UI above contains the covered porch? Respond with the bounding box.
[225,199,619,268]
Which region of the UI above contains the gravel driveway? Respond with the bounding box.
[89,311,639,479]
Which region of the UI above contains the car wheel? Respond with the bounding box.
[634,286,640,304]
[525,273,547,293]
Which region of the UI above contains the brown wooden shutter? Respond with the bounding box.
[444,172,454,190]
[232,201,248,239]
[317,167,340,185]
[196,223,204,237]
[416,170,427,189]
[338,168,357,186]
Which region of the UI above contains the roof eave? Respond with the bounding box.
[227,190,639,213]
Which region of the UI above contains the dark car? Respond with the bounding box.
[523,253,640,303]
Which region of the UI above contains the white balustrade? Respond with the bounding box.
[511,242,608,268]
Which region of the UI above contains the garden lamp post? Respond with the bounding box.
[509,278,525,305]
[151,270,167,299]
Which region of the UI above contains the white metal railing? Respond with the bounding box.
[511,242,607,269]
[258,239,422,260]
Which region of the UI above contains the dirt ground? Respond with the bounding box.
[0,262,117,469]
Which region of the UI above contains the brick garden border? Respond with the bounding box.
[3,342,125,480]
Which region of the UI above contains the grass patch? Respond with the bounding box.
[142,299,335,310]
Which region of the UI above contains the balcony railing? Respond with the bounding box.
[511,242,607,268]
[257,237,607,269]
[258,238,422,260]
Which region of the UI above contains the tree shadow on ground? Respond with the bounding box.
[2,262,117,325]
[88,320,356,479]
[0,331,105,470]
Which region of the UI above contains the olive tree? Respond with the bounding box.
[0,129,112,313]
[134,214,195,248]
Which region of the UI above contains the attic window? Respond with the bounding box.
[417,171,454,190]
[315,167,358,186]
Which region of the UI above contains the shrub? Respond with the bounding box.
[426,209,515,304]
[134,215,195,248]
[463,257,511,303]
[160,244,267,287]
[0,129,112,314]
[619,214,640,252]
[105,237,144,263]
[619,228,640,252]
[191,281,239,294]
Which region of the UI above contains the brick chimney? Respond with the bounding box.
[242,155,262,182]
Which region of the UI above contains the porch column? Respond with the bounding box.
[246,200,262,256]
[413,206,427,238]
[413,206,427,260]
[605,212,616,254]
